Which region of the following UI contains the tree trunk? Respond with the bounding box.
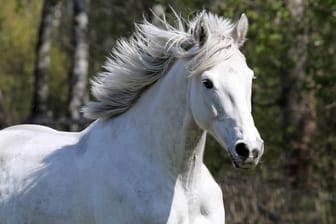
[67,0,89,131]
[0,90,6,129]
[282,0,316,189]
[31,0,61,119]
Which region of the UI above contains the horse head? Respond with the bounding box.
[188,13,264,168]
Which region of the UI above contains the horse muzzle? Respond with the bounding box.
[231,139,264,169]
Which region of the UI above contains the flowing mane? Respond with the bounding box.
[83,11,237,119]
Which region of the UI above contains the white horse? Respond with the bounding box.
[0,11,263,224]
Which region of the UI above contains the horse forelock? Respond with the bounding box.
[83,11,238,119]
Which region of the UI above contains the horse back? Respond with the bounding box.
[0,124,81,174]
[0,124,79,151]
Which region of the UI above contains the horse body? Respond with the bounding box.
[0,11,263,223]
[0,59,223,223]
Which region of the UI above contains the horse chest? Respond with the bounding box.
[108,182,215,224]
[167,178,223,224]
[89,159,223,224]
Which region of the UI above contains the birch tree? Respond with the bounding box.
[31,0,61,119]
[67,0,89,130]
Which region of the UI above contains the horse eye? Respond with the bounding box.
[202,79,214,89]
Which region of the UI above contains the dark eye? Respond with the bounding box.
[202,79,213,89]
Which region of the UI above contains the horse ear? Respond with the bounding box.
[233,13,248,46]
[193,17,208,47]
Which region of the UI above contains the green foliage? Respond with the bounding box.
[0,0,41,123]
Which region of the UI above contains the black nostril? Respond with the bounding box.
[235,143,249,160]
[252,149,259,159]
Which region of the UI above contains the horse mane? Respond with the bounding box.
[83,11,236,119]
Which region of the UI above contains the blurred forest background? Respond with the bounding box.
[0,0,335,223]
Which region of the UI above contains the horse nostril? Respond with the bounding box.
[252,149,259,159]
[235,143,249,160]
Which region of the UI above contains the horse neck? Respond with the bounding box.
[91,59,206,183]
[138,59,206,180]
